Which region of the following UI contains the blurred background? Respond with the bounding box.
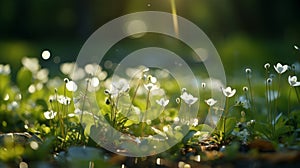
[0,0,300,78]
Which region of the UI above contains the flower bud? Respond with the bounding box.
[64,78,69,83]
[264,63,270,69]
[176,97,181,104]
[245,68,252,74]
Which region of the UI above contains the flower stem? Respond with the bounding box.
[223,97,229,143]
[112,94,120,128]
[142,89,151,137]
[209,107,214,126]
[55,89,65,139]
[77,80,89,143]
[265,77,271,123]
[288,87,292,117]
[127,79,142,115]
[247,76,256,113]
[274,74,282,115]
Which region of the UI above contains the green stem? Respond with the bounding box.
[77,80,89,143]
[273,74,282,139]
[274,74,281,115]
[265,71,270,123]
[223,97,229,143]
[247,76,256,113]
[49,101,55,135]
[288,87,292,117]
[142,89,151,137]
[55,89,65,139]
[267,83,272,123]
[113,94,120,128]
[128,80,141,113]
[145,90,151,112]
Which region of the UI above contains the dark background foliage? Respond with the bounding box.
[0,0,300,77]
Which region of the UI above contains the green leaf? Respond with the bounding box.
[0,75,10,93]
[276,125,293,136]
[194,124,214,132]
[182,130,197,145]
[225,117,237,136]
[124,119,138,127]
[16,67,32,91]
[255,122,272,139]
[216,117,236,136]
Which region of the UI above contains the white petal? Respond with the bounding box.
[66,81,78,92]
[91,77,100,87]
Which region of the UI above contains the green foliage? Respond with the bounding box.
[1,55,300,167]
[16,67,32,92]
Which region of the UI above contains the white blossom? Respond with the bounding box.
[66,80,78,92]
[57,95,71,105]
[274,63,288,74]
[109,79,130,97]
[222,86,236,98]
[44,110,57,119]
[288,75,300,87]
[156,98,169,107]
[90,77,100,87]
[144,83,159,91]
[205,98,217,106]
[180,92,198,105]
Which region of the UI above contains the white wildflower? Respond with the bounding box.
[274,63,288,74]
[288,75,300,87]
[66,80,78,92]
[205,98,217,106]
[222,86,236,97]
[144,83,159,91]
[109,79,130,97]
[156,98,169,107]
[180,91,198,106]
[44,110,57,119]
[57,95,71,105]
[90,77,100,87]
